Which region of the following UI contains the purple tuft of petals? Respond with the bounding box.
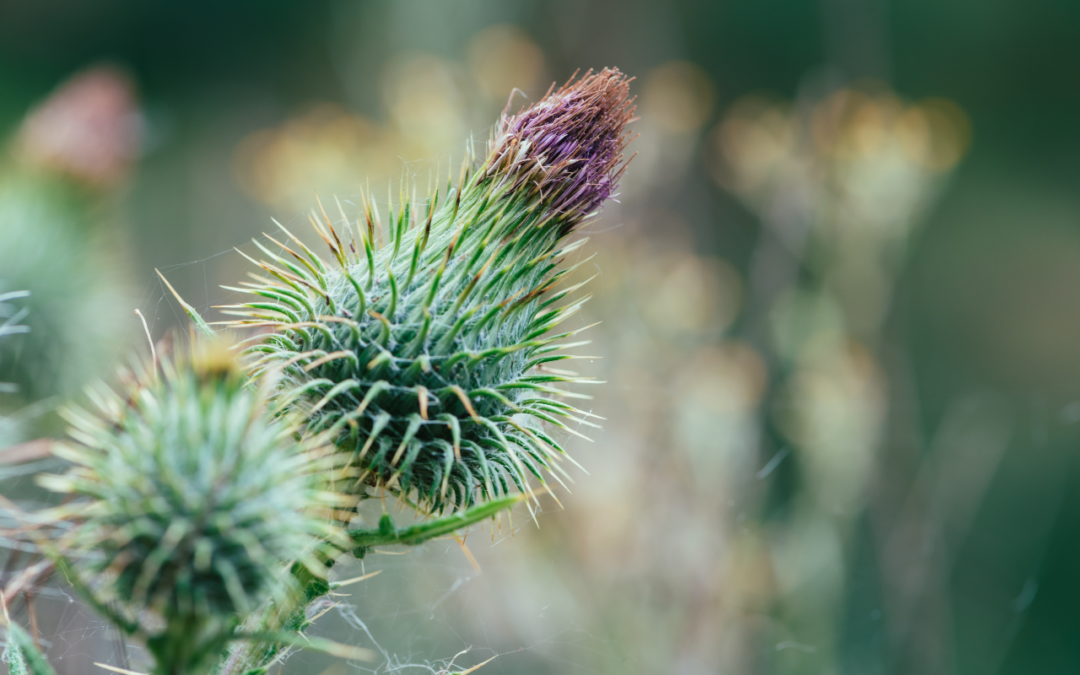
[484,68,636,231]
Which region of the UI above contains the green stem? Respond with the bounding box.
[147,614,222,675]
[349,493,523,555]
[2,622,58,675]
[214,494,523,674]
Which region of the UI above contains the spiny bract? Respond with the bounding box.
[40,341,346,628]
[223,69,635,512]
[0,287,30,446]
[0,287,30,382]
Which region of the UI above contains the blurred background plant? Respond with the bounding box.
[3,1,1080,674]
[0,65,138,447]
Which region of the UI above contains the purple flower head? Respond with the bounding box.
[484,68,636,231]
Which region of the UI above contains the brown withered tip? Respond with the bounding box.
[14,65,142,189]
[485,67,637,227]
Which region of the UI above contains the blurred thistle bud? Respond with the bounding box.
[219,68,634,512]
[39,340,348,661]
[0,182,129,411]
[0,65,138,432]
[13,64,142,189]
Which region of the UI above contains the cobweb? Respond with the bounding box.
[2,139,616,675]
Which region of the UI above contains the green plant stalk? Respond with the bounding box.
[348,493,525,553]
[216,494,523,674]
[2,622,58,675]
[146,614,229,675]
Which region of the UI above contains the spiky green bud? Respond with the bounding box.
[222,69,634,512]
[40,341,347,649]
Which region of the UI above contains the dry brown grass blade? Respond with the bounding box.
[0,439,52,465]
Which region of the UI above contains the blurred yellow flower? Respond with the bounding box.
[468,25,547,103]
[642,60,716,134]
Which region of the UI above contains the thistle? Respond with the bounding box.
[220,69,635,512]
[39,340,349,675]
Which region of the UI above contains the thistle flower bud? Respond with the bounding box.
[484,68,636,227]
[222,69,634,513]
[40,341,346,646]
